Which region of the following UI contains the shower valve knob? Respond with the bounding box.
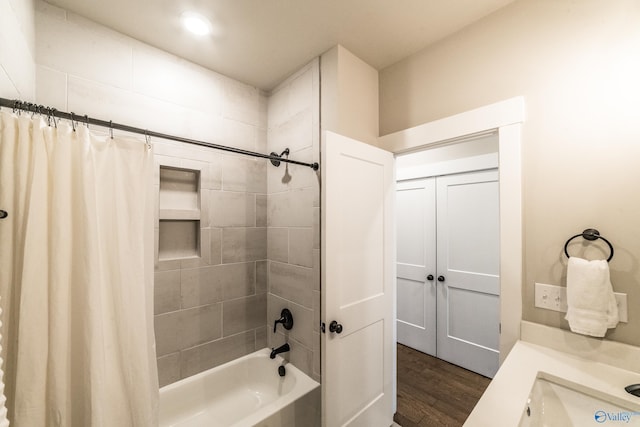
[273,308,294,333]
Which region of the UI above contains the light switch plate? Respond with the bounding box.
[615,293,628,323]
[534,283,561,311]
[534,282,627,323]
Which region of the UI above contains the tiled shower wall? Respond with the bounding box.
[33,1,270,387]
[33,0,320,386]
[153,147,269,386]
[266,61,321,382]
[0,0,35,101]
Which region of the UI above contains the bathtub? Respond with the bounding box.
[159,348,320,427]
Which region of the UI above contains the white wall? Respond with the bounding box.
[321,45,379,146]
[396,134,498,175]
[34,1,265,149]
[380,0,640,346]
[0,0,35,101]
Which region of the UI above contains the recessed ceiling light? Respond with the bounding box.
[181,12,212,36]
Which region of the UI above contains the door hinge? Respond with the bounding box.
[499,323,501,334]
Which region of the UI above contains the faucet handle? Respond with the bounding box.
[273,308,294,333]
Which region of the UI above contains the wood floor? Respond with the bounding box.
[394,344,491,427]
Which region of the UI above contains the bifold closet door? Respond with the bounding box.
[396,178,437,355]
[435,169,500,378]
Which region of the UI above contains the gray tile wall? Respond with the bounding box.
[153,109,269,388]
[266,60,321,382]
[35,0,321,394]
[153,59,321,386]
[33,0,273,389]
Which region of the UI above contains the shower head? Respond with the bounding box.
[269,148,290,167]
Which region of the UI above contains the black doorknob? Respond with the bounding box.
[329,320,343,334]
[426,274,434,281]
[437,276,445,282]
[0,210,7,219]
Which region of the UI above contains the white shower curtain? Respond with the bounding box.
[0,111,158,426]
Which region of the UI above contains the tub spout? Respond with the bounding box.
[270,343,290,359]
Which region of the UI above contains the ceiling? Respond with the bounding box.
[44,0,515,91]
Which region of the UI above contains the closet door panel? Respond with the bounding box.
[436,169,500,378]
[396,178,436,356]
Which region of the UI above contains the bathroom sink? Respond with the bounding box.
[519,373,640,426]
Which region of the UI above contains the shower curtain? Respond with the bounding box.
[0,111,158,426]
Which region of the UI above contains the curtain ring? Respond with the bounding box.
[51,108,58,128]
[13,100,20,114]
[70,112,76,131]
[144,130,151,149]
[109,120,114,139]
[84,114,89,128]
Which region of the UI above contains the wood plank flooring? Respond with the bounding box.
[394,344,491,427]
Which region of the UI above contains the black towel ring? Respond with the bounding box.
[564,228,614,262]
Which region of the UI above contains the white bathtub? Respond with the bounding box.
[159,348,320,427]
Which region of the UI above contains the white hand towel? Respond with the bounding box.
[565,256,619,337]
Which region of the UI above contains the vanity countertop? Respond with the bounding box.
[464,322,640,427]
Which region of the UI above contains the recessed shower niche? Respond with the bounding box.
[158,165,202,261]
[160,167,199,211]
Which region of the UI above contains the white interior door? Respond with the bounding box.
[436,169,500,378]
[396,178,437,355]
[321,131,395,427]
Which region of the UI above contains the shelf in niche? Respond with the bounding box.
[159,209,200,220]
[158,219,200,261]
[159,166,200,212]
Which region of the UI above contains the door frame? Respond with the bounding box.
[379,96,524,364]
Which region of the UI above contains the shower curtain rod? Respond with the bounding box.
[0,97,319,171]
